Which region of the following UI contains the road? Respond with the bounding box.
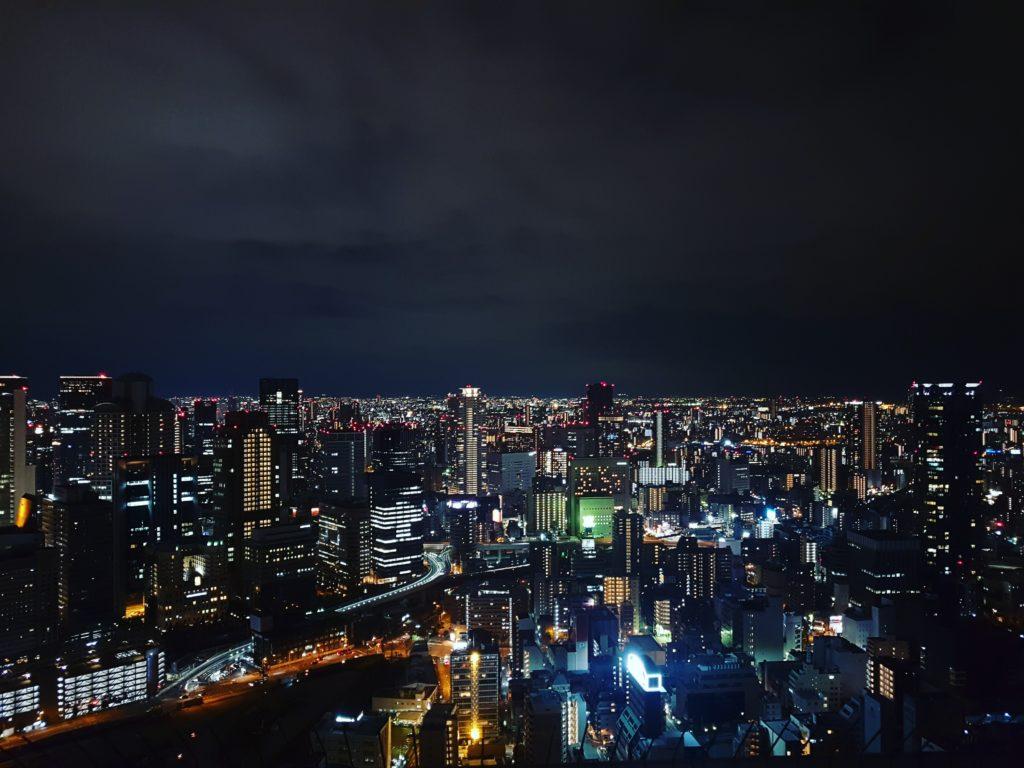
[0,550,450,753]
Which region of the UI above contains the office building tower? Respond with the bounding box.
[613,507,643,577]
[450,640,501,752]
[584,381,614,425]
[418,702,459,768]
[114,454,199,597]
[191,399,218,506]
[48,481,124,636]
[614,649,667,761]
[910,382,984,583]
[676,537,717,601]
[244,522,317,614]
[315,429,368,502]
[0,518,58,659]
[716,451,750,494]
[213,411,280,571]
[258,378,300,436]
[567,457,630,538]
[92,374,177,500]
[54,374,112,486]
[816,445,839,496]
[316,501,371,595]
[368,470,424,585]
[653,409,665,468]
[465,583,514,649]
[523,688,583,766]
[147,537,229,630]
[859,401,878,472]
[490,450,536,495]
[455,386,484,495]
[847,530,921,610]
[369,423,420,473]
[528,475,567,536]
[1,383,34,527]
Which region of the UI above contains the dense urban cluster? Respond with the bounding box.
[1,374,1022,765]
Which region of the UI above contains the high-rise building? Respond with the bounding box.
[1,381,34,527]
[815,445,839,496]
[567,457,630,537]
[316,501,371,595]
[0,515,58,659]
[114,454,199,596]
[584,381,614,425]
[613,507,643,577]
[47,481,124,637]
[653,409,665,468]
[191,399,218,506]
[92,374,177,500]
[258,378,300,436]
[368,470,424,585]
[859,401,878,472]
[528,475,567,536]
[147,537,229,630]
[847,530,921,610]
[676,537,717,600]
[418,702,458,768]
[54,375,112,486]
[315,429,368,502]
[910,382,984,585]
[368,422,421,474]
[465,583,513,649]
[244,522,317,614]
[450,640,501,753]
[213,411,280,574]
[455,386,484,495]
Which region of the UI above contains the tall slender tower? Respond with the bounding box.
[859,401,878,472]
[1,376,34,526]
[910,382,983,589]
[457,386,483,495]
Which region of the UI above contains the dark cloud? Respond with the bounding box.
[1,1,1020,398]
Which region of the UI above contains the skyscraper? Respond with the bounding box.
[213,411,280,572]
[567,457,630,537]
[314,429,368,502]
[191,398,218,506]
[653,409,665,468]
[613,507,643,577]
[92,374,177,500]
[367,470,424,585]
[815,445,839,496]
[54,374,112,486]
[910,381,984,587]
[47,481,124,636]
[258,378,300,436]
[859,401,878,472]
[584,381,614,425]
[1,379,34,527]
[455,386,484,495]
[450,639,501,753]
[316,501,371,595]
[114,454,199,595]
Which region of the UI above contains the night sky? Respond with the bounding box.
[2,2,1020,398]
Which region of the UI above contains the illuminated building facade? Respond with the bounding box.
[368,470,423,585]
[528,475,567,535]
[54,374,111,486]
[91,374,176,501]
[455,386,484,495]
[450,642,500,752]
[567,457,630,537]
[316,501,371,595]
[0,379,33,527]
[910,381,984,585]
[213,411,280,570]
